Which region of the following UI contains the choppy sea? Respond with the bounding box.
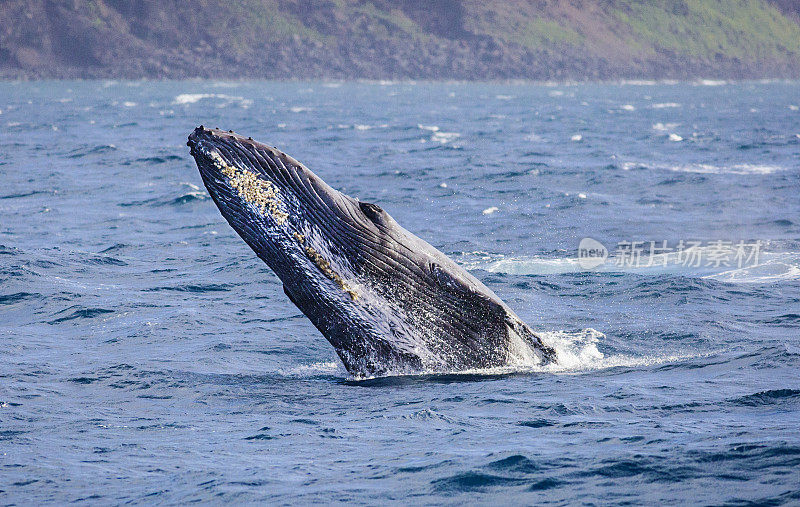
[1,80,799,504]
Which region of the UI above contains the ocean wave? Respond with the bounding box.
[432,471,525,492]
[132,155,183,165]
[169,192,209,205]
[48,307,114,324]
[0,292,39,305]
[66,144,117,158]
[143,283,231,293]
[0,190,54,200]
[731,389,800,407]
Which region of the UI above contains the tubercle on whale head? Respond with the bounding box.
[188,126,292,226]
[188,125,283,156]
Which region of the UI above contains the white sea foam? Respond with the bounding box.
[622,160,787,175]
[482,206,499,215]
[540,329,706,373]
[652,102,681,109]
[174,93,215,104]
[431,131,460,144]
[619,80,658,86]
[621,104,635,111]
[652,122,680,131]
[705,261,800,283]
[284,361,344,377]
[672,163,783,175]
[668,133,683,142]
[173,93,252,108]
[697,79,727,86]
[457,249,800,284]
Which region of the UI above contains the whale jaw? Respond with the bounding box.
[188,126,556,376]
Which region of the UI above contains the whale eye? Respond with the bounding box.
[358,201,384,222]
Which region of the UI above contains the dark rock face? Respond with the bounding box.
[1,0,799,80]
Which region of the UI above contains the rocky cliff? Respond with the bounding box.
[2,0,799,80]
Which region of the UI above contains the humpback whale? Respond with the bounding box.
[187,126,556,376]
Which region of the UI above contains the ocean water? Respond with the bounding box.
[1,80,799,504]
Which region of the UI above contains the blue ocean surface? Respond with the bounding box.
[1,80,799,504]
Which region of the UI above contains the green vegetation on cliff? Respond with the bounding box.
[611,0,800,59]
[1,0,799,79]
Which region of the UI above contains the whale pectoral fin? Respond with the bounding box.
[282,283,356,367]
[431,263,556,364]
[505,316,557,364]
[283,284,423,375]
[283,283,302,308]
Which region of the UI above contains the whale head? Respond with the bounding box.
[187,126,555,376]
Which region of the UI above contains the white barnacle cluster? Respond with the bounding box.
[292,230,358,300]
[208,151,289,225]
[305,245,359,301]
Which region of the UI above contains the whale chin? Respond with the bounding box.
[188,126,556,376]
